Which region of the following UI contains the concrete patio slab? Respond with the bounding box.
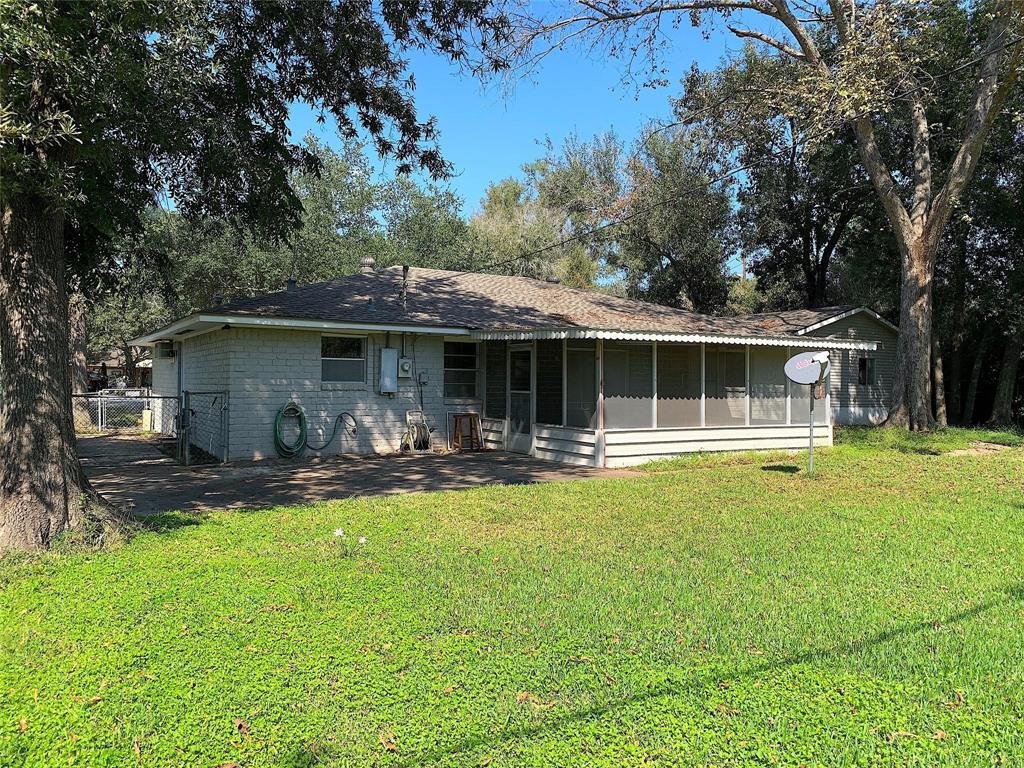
[78,435,636,516]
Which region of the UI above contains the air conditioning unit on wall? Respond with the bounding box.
[154,342,176,359]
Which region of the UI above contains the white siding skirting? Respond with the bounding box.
[481,417,506,450]
[602,424,832,467]
[533,424,598,467]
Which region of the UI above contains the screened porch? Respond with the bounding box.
[477,336,847,468]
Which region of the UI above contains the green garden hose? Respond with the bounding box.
[274,401,308,458]
[274,401,357,458]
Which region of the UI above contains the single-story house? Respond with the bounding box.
[131,264,897,467]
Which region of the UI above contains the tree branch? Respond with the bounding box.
[908,82,932,229]
[927,1,1022,250]
[726,25,806,60]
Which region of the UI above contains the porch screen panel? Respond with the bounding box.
[604,341,654,428]
[566,341,597,428]
[791,370,829,425]
[749,346,788,424]
[656,343,701,427]
[484,341,507,419]
[536,340,563,425]
[705,345,746,426]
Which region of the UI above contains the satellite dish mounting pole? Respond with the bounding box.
[784,350,830,477]
[808,389,815,475]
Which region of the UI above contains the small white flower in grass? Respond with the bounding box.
[358,536,367,545]
[333,528,345,538]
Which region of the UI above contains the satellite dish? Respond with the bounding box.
[785,351,830,385]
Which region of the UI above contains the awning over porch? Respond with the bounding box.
[470,327,878,351]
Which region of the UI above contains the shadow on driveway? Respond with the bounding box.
[78,435,636,516]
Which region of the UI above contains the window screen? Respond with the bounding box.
[444,342,478,399]
[566,341,597,428]
[484,342,507,419]
[791,369,829,425]
[749,346,788,424]
[657,344,701,427]
[705,345,746,426]
[603,342,654,429]
[321,336,366,383]
[536,340,563,425]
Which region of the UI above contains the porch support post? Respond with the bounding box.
[651,341,658,428]
[745,344,751,427]
[595,339,606,468]
[561,338,567,426]
[700,343,706,427]
[786,346,792,425]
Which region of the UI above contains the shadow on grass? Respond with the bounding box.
[137,510,212,533]
[762,464,800,474]
[398,583,1024,767]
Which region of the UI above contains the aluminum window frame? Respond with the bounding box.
[320,334,367,384]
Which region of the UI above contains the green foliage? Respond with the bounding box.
[1,0,506,271]
[86,136,474,349]
[615,129,733,311]
[2,443,1023,765]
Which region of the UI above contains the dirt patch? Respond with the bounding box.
[948,441,1013,456]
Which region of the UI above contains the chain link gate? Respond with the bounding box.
[72,391,180,437]
[180,391,229,465]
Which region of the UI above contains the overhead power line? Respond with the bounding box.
[431,32,1024,282]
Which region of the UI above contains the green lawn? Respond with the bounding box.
[2,430,1023,767]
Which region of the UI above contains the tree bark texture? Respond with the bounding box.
[1,196,97,552]
[932,333,948,428]
[69,290,88,394]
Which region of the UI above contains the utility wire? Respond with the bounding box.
[426,32,1024,282]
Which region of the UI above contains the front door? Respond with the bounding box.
[508,347,532,453]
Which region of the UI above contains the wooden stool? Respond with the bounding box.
[451,413,482,451]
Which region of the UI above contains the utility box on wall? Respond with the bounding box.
[379,347,399,394]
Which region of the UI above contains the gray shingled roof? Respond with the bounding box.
[204,267,857,337]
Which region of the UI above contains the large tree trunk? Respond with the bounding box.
[885,239,936,431]
[69,290,88,394]
[0,196,100,552]
[988,326,1022,427]
[932,333,948,428]
[962,325,993,425]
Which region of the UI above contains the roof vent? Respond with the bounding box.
[360,255,376,274]
[286,276,297,292]
[545,276,561,284]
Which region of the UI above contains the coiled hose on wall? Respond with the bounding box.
[274,400,356,458]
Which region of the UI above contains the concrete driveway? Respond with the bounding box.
[78,435,635,516]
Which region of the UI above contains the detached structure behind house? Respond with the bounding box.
[132,266,897,467]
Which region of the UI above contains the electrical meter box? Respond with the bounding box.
[379,348,399,394]
[398,357,413,378]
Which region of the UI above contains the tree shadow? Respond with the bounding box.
[399,584,1024,767]
[138,510,211,532]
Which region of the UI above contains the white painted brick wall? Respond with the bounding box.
[220,328,482,461]
[150,354,179,434]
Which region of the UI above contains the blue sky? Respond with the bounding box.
[289,22,734,216]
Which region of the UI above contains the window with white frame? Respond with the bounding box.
[444,341,478,398]
[321,335,366,383]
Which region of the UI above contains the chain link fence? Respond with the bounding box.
[72,392,179,436]
[181,391,229,464]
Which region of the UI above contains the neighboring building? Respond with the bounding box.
[131,266,897,467]
[86,350,152,390]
